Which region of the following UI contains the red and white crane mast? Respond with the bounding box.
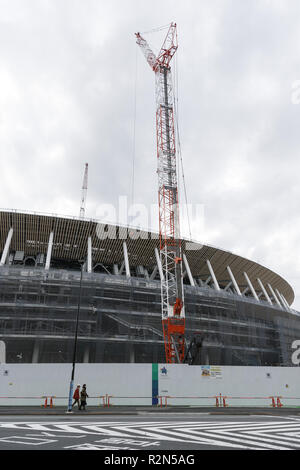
[135,23,185,363]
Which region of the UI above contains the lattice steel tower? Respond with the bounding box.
[79,163,88,219]
[135,23,185,363]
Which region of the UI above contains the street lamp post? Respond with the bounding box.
[67,262,84,413]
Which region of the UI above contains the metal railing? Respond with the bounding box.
[1,394,300,408]
[154,394,300,408]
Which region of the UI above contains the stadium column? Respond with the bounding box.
[276,289,290,311]
[267,283,282,308]
[123,241,130,278]
[224,281,232,291]
[154,247,164,281]
[257,278,272,305]
[206,260,220,290]
[0,228,13,266]
[113,264,119,275]
[45,231,54,270]
[204,275,212,286]
[87,236,92,273]
[183,254,195,287]
[83,346,89,363]
[226,266,242,296]
[243,272,259,301]
[0,341,5,363]
[281,293,292,311]
[118,261,125,275]
[144,268,150,280]
[282,292,292,311]
[32,341,40,363]
[129,345,135,363]
[150,265,158,280]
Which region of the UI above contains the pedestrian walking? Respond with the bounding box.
[79,383,89,410]
[72,384,81,409]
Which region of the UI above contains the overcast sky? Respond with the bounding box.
[1,0,300,308]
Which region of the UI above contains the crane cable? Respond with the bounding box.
[130,46,138,210]
[173,52,192,241]
[141,23,171,35]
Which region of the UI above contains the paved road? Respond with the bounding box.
[1,413,300,451]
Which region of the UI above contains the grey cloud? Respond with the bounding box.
[0,0,300,308]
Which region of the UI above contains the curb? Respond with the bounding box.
[0,407,299,417]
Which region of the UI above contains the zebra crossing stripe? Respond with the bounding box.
[140,425,250,449]
[81,425,150,438]
[243,431,300,446]
[167,421,300,431]
[102,425,185,442]
[0,423,53,431]
[191,430,290,450]
[245,424,300,432]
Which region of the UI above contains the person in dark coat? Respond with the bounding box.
[79,384,89,410]
[72,385,81,409]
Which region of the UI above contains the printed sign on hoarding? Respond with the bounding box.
[201,365,222,378]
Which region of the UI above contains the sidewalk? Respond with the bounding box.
[0,405,299,416]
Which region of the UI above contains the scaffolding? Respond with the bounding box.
[0,266,298,366]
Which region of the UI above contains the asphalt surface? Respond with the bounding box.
[0,412,300,452]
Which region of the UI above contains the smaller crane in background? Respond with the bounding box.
[79,163,88,219]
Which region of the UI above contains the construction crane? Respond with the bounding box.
[79,163,88,219]
[135,23,185,364]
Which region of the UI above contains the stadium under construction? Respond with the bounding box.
[1,24,299,371]
[0,208,299,367]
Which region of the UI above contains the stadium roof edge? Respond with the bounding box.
[0,208,294,305]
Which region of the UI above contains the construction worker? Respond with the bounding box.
[72,384,81,409]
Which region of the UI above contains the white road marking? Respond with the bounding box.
[1,418,300,450]
[193,429,293,450]
[140,425,251,449]
[64,443,137,450]
[0,435,56,446]
[26,432,86,438]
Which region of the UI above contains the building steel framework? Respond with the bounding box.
[135,23,185,363]
[0,209,294,305]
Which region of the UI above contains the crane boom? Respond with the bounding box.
[135,23,185,363]
[79,163,88,219]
